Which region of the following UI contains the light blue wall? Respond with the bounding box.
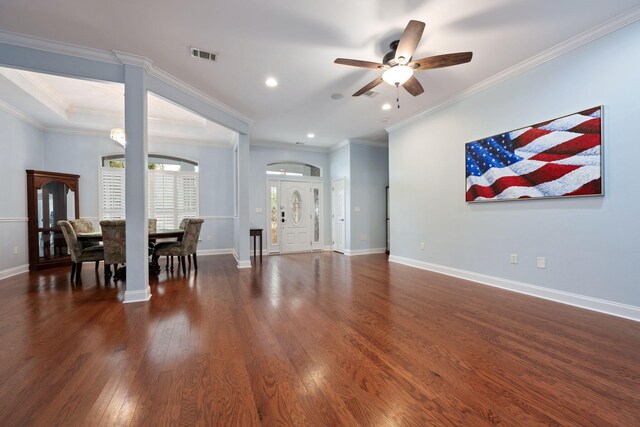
[249,145,331,249]
[389,21,640,307]
[329,144,350,250]
[0,110,44,272]
[42,132,236,250]
[350,144,388,251]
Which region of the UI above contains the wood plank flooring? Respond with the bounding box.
[0,252,638,426]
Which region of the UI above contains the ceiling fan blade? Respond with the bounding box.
[334,58,386,69]
[402,76,424,96]
[395,20,426,64]
[411,52,473,70]
[353,76,384,96]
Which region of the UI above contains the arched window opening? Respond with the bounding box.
[99,154,199,228]
[266,162,321,177]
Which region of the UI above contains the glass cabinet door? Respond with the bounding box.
[36,181,76,260]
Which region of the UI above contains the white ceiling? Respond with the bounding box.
[0,67,237,144]
[1,0,639,148]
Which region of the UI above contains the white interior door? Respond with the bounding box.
[332,179,345,253]
[281,181,311,253]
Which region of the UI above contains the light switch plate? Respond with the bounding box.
[354,206,361,212]
[255,207,263,213]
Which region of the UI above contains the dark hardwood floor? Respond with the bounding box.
[0,252,638,426]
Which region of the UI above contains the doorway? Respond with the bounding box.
[331,178,346,253]
[267,179,322,254]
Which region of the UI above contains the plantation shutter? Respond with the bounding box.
[150,170,176,229]
[101,166,199,227]
[177,172,199,221]
[99,168,125,219]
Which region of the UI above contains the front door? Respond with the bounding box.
[332,178,345,253]
[281,181,311,253]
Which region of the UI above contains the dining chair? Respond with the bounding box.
[58,220,105,283]
[99,220,127,280]
[166,218,191,271]
[153,218,204,274]
[70,218,101,271]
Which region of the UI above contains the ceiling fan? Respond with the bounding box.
[335,20,473,98]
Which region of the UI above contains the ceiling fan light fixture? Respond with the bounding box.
[265,77,278,87]
[382,65,413,86]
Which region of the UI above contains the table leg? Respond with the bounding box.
[259,232,262,263]
[253,235,256,265]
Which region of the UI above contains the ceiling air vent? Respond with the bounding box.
[190,47,216,62]
[363,90,379,98]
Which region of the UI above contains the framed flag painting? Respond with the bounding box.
[465,106,603,202]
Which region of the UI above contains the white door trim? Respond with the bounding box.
[331,178,346,253]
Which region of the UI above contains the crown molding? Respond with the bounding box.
[250,139,331,153]
[112,50,153,72]
[0,68,69,120]
[386,5,640,133]
[349,138,388,148]
[42,127,234,148]
[0,30,120,64]
[0,30,252,132]
[148,66,253,127]
[329,139,350,152]
[0,99,44,130]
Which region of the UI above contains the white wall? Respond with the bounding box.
[0,109,43,275]
[329,142,389,253]
[329,144,350,250]
[43,132,236,251]
[350,143,388,252]
[389,21,640,312]
[249,145,331,250]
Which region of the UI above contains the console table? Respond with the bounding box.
[250,228,263,265]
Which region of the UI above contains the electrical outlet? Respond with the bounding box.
[537,257,546,269]
[510,253,518,264]
[359,234,367,241]
[207,235,212,241]
[13,246,18,255]
[420,242,425,250]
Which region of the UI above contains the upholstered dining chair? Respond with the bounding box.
[153,218,203,275]
[58,220,105,283]
[70,218,101,271]
[99,220,127,280]
[165,218,191,271]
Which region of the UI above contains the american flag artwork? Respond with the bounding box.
[465,107,602,202]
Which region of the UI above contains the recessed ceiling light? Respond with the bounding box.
[307,133,315,138]
[382,103,392,111]
[265,77,278,87]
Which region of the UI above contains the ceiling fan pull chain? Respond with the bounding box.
[396,83,400,109]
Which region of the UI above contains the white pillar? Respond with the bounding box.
[123,64,150,303]
[236,133,251,268]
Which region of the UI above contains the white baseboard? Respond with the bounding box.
[233,249,252,269]
[323,246,333,252]
[197,248,234,256]
[0,264,29,281]
[123,286,152,303]
[345,248,387,256]
[389,255,640,322]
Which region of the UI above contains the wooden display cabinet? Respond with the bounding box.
[26,170,80,271]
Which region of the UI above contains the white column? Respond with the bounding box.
[123,64,150,303]
[236,133,251,268]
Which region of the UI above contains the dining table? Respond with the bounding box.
[77,228,184,276]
